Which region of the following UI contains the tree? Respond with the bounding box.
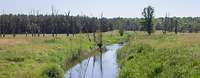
[12,15,17,37]
[65,11,70,36]
[162,14,169,34]
[51,6,58,37]
[174,18,179,34]
[0,15,1,37]
[97,13,103,49]
[142,6,155,35]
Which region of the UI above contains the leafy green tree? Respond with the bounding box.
[142,6,155,35]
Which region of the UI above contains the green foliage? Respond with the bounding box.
[42,64,64,78]
[142,6,155,35]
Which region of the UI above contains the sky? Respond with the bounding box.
[0,0,200,18]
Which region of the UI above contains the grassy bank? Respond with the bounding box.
[0,35,94,78]
[117,32,200,78]
[0,31,127,78]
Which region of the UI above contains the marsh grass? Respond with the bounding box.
[0,31,126,78]
[117,32,200,78]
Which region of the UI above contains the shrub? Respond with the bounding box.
[42,64,64,78]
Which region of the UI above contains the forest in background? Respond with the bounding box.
[0,13,200,37]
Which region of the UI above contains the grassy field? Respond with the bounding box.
[0,31,128,78]
[117,32,200,78]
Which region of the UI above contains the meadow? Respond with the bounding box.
[0,31,127,78]
[1,0,199,78]
[117,32,200,78]
[2,31,200,78]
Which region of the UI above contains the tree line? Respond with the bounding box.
[0,12,200,37]
[0,14,112,37]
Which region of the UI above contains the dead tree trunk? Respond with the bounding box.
[26,32,28,37]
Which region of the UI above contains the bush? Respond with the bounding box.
[42,64,64,78]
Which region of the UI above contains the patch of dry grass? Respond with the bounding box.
[0,39,30,45]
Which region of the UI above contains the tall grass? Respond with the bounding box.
[0,36,92,78]
[117,32,200,78]
[0,31,126,78]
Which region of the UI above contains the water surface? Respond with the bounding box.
[64,44,122,78]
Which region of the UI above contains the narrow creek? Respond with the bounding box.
[64,44,123,78]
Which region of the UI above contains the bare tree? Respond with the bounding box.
[65,11,70,36]
[0,21,1,37]
[51,5,58,37]
[163,13,169,34]
[36,10,40,37]
[12,15,16,37]
[97,13,103,50]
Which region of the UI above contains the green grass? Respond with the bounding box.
[117,32,200,78]
[0,31,126,78]
[0,36,93,78]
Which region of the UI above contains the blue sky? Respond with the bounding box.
[0,0,200,18]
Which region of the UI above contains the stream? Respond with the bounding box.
[64,44,123,78]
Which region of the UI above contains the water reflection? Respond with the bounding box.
[64,44,122,78]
